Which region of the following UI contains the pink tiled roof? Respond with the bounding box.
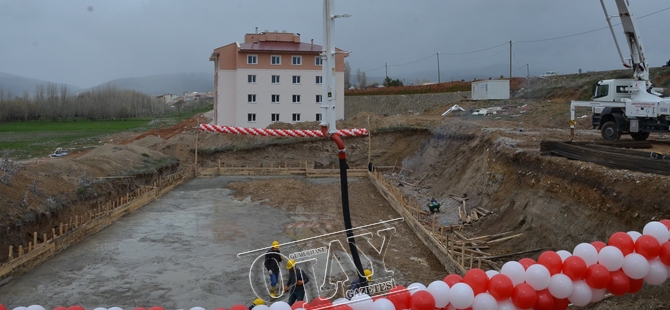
[239,41,323,53]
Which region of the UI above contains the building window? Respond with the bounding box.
[292,75,301,84]
[315,56,323,66]
[271,55,281,65]
[248,75,256,83]
[316,113,322,121]
[316,76,323,84]
[272,94,280,103]
[292,113,301,122]
[292,95,301,103]
[316,95,322,103]
[247,113,256,122]
[247,55,258,64]
[272,75,280,84]
[292,56,302,65]
[271,113,280,122]
[247,94,256,103]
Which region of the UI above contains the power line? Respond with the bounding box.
[358,5,670,73]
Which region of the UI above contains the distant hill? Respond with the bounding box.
[92,72,213,96]
[0,72,81,98]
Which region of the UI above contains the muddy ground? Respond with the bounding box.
[2,93,670,308]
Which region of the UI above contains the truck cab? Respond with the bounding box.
[592,79,634,103]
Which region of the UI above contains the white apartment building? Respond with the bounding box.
[209,32,347,128]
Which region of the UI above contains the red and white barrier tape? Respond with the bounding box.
[198,124,369,138]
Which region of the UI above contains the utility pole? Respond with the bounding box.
[509,40,513,79]
[385,62,388,78]
[437,52,441,84]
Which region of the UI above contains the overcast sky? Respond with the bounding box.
[1,0,669,88]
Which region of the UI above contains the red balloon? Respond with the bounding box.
[660,219,670,230]
[464,268,489,295]
[519,258,536,270]
[591,241,607,252]
[410,290,436,310]
[68,306,85,310]
[308,297,332,310]
[635,235,661,260]
[488,274,514,301]
[53,307,67,310]
[0,304,5,310]
[443,274,464,287]
[292,301,306,310]
[609,232,635,255]
[606,270,630,296]
[562,256,587,281]
[387,285,411,310]
[332,305,352,310]
[230,305,248,310]
[538,251,563,275]
[660,241,670,265]
[585,263,611,289]
[511,283,537,309]
[552,297,569,310]
[533,289,554,310]
[628,277,644,294]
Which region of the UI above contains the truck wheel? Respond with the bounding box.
[601,121,621,141]
[631,131,650,141]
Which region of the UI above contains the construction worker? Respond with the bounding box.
[265,240,282,297]
[347,269,372,299]
[249,298,265,310]
[284,259,310,305]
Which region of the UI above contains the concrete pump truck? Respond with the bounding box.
[570,0,670,141]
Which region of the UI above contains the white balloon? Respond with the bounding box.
[622,253,651,279]
[501,261,525,285]
[471,293,497,310]
[269,301,291,310]
[370,298,395,310]
[333,298,349,305]
[497,300,516,310]
[12,307,27,310]
[485,270,499,279]
[427,280,451,308]
[108,307,123,310]
[645,258,668,285]
[407,282,427,295]
[598,246,624,271]
[573,243,598,266]
[548,273,574,299]
[255,305,270,310]
[25,306,46,310]
[591,288,606,302]
[93,308,107,310]
[189,307,205,310]
[568,280,592,307]
[525,264,551,290]
[556,250,572,262]
[448,283,474,309]
[627,231,642,242]
[643,221,670,244]
[350,293,373,310]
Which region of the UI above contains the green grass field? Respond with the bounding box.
[0,103,213,159]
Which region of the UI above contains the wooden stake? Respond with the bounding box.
[367,115,372,164]
[44,233,47,244]
[33,232,37,247]
[52,228,56,239]
[28,242,32,252]
[8,245,13,259]
[60,223,63,235]
[19,245,24,257]
[194,118,200,176]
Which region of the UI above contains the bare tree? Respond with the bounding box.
[356,69,367,88]
[344,61,351,90]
